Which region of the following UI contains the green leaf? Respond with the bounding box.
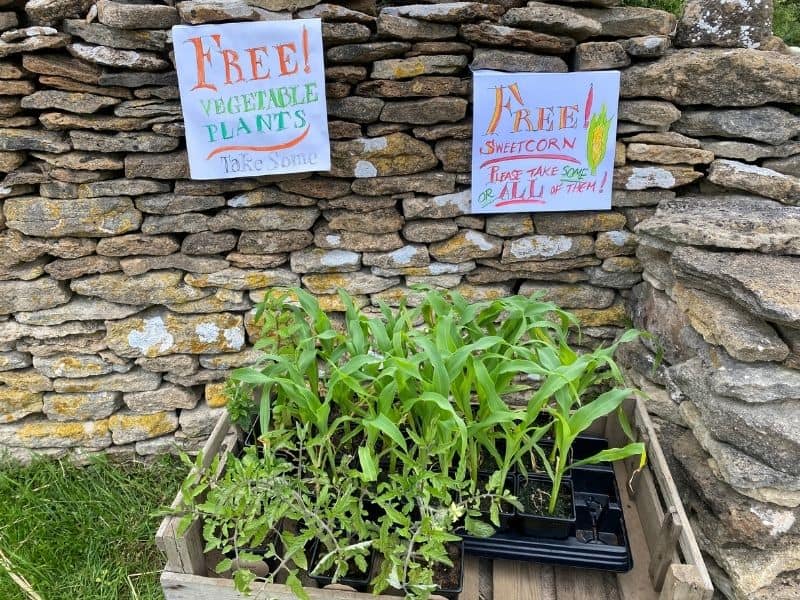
[358,446,378,482]
[464,516,495,538]
[364,414,407,451]
[233,569,257,593]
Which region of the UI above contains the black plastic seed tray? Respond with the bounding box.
[463,437,633,572]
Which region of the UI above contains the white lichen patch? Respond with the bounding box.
[223,327,245,351]
[749,505,796,537]
[325,234,342,245]
[320,250,359,267]
[128,317,174,355]
[509,235,572,259]
[428,261,473,275]
[433,190,470,210]
[389,245,419,265]
[465,230,495,251]
[606,230,631,246]
[719,159,788,179]
[361,137,388,152]
[354,160,378,178]
[195,322,220,343]
[626,167,677,190]
[227,193,251,207]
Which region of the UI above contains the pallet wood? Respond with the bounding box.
[158,397,714,600]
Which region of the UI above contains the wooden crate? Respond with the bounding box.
[157,397,713,600]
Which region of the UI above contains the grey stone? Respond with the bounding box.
[574,42,630,71]
[32,353,127,379]
[166,289,251,314]
[675,107,800,145]
[672,358,800,476]
[113,99,181,118]
[764,155,800,178]
[178,403,226,438]
[290,248,361,273]
[371,55,467,79]
[32,151,123,171]
[45,256,121,280]
[67,42,169,71]
[5,196,141,238]
[363,245,429,270]
[302,270,399,295]
[595,230,637,259]
[574,6,676,37]
[227,188,315,208]
[518,281,615,309]
[0,418,111,449]
[199,349,263,370]
[141,214,209,234]
[0,278,70,315]
[621,49,800,107]
[379,4,504,23]
[96,0,179,29]
[71,270,212,306]
[322,22,371,45]
[210,207,319,232]
[125,151,188,179]
[135,194,225,215]
[237,230,312,254]
[15,297,140,326]
[135,355,198,377]
[377,14,457,40]
[62,19,168,51]
[381,97,467,125]
[673,285,789,363]
[618,35,671,57]
[96,234,179,257]
[619,100,681,127]
[108,409,178,444]
[534,211,627,234]
[0,128,69,153]
[54,368,161,394]
[626,144,713,165]
[628,282,694,364]
[470,48,567,73]
[352,172,455,196]
[460,23,574,54]
[502,3,601,41]
[314,226,403,253]
[0,32,69,57]
[184,268,299,290]
[707,160,800,205]
[327,96,384,123]
[485,214,534,237]
[502,235,593,263]
[330,133,437,177]
[429,230,502,263]
[70,131,178,153]
[637,195,800,254]
[325,207,403,233]
[671,247,800,327]
[21,91,119,114]
[0,351,32,371]
[327,41,410,64]
[181,232,237,256]
[124,385,199,413]
[120,254,228,277]
[676,0,773,49]
[25,0,94,25]
[706,141,800,163]
[403,189,469,219]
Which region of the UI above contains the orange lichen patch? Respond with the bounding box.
[18,418,109,442]
[205,383,229,408]
[109,411,176,438]
[53,356,105,376]
[301,273,348,294]
[455,284,508,303]
[0,370,52,391]
[572,301,628,328]
[315,293,369,312]
[393,61,425,79]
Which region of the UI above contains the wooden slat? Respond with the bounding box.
[658,565,713,600]
[631,402,713,596]
[614,460,658,600]
[162,571,399,600]
[493,559,555,600]
[648,508,682,591]
[554,566,619,600]
[461,555,481,600]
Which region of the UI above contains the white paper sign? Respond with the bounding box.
[172,19,330,180]
[471,70,620,213]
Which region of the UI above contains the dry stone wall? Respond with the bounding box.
[0,0,798,596]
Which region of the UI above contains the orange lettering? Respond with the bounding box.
[187,34,221,92]
[221,49,244,85]
[246,47,271,80]
[275,42,298,76]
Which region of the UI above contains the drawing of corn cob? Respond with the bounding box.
[586,103,612,175]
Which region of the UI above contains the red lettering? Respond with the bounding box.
[246,47,271,80]
[275,42,298,76]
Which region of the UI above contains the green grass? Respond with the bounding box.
[0,455,186,600]
[622,0,800,45]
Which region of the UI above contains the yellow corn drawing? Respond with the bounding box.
[586,104,612,176]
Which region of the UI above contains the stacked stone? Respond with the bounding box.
[0,0,687,464]
[617,2,800,598]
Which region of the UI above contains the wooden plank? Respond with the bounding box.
[162,571,400,600]
[658,565,713,600]
[648,508,682,591]
[614,461,658,600]
[631,403,713,596]
[493,559,555,600]
[554,566,619,600]
[461,555,481,600]
[156,414,236,574]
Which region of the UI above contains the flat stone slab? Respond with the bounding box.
[637,195,800,254]
[671,246,800,326]
[707,159,800,205]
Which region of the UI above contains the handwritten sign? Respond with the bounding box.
[471,70,619,213]
[172,19,330,180]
